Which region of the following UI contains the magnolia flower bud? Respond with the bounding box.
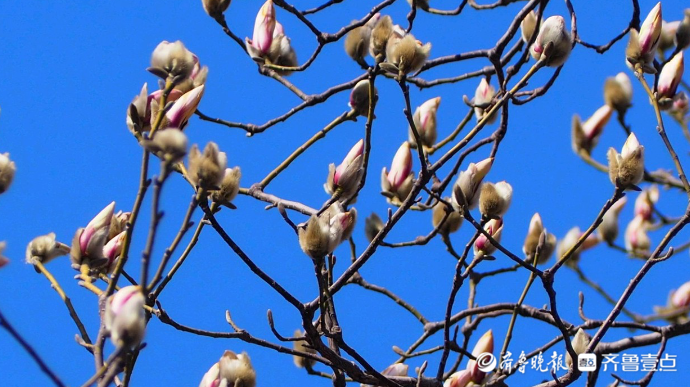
[566,329,591,368]
[671,281,690,308]
[603,72,633,114]
[634,185,659,221]
[293,330,316,368]
[479,181,513,218]
[349,80,378,117]
[556,226,599,264]
[598,197,627,244]
[474,79,497,124]
[188,142,228,191]
[659,20,680,52]
[364,213,384,242]
[521,10,538,44]
[362,364,409,387]
[410,97,440,149]
[474,218,503,256]
[165,85,205,129]
[246,0,276,60]
[325,139,364,198]
[451,157,493,211]
[150,40,196,80]
[607,133,645,189]
[443,370,472,387]
[266,22,298,75]
[299,206,356,259]
[523,213,556,264]
[384,32,431,75]
[0,242,7,269]
[102,230,126,273]
[0,152,16,194]
[530,15,571,67]
[627,3,662,72]
[369,15,393,59]
[670,91,689,120]
[108,211,131,241]
[381,142,415,204]
[467,330,494,383]
[202,0,231,19]
[625,215,651,254]
[676,10,690,50]
[143,128,188,164]
[104,286,145,347]
[127,83,149,134]
[345,15,379,65]
[572,105,613,155]
[26,233,70,267]
[175,56,209,94]
[71,202,115,268]
[218,350,256,387]
[198,362,221,387]
[657,52,684,101]
[432,199,462,235]
[212,167,242,206]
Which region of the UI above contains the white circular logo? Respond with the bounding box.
[476,352,497,372]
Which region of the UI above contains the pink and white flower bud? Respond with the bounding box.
[150,40,196,80]
[625,215,651,253]
[634,185,659,221]
[598,197,628,244]
[198,362,221,387]
[671,281,690,308]
[249,0,276,57]
[102,230,126,272]
[479,181,513,218]
[607,132,645,189]
[467,330,494,383]
[0,152,16,194]
[603,72,633,113]
[452,157,493,211]
[557,226,599,264]
[444,370,472,387]
[530,15,572,67]
[349,79,378,117]
[325,139,364,197]
[657,52,684,99]
[381,142,415,203]
[474,218,503,256]
[381,363,408,377]
[572,105,614,155]
[521,10,538,44]
[327,206,357,253]
[474,79,497,124]
[104,285,145,347]
[218,350,256,387]
[80,202,115,255]
[638,3,663,58]
[410,97,440,148]
[660,20,680,51]
[166,85,205,129]
[25,233,70,266]
[670,91,689,118]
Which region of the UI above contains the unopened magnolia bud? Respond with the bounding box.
[670,91,689,119]
[0,152,16,194]
[607,132,645,189]
[634,185,659,221]
[479,181,513,218]
[572,105,613,155]
[385,33,431,75]
[176,56,208,93]
[104,286,145,347]
[293,330,316,368]
[218,350,256,387]
[188,142,228,191]
[102,230,126,273]
[676,10,690,50]
[467,330,494,383]
[521,10,538,44]
[150,40,195,80]
[410,97,440,148]
[566,329,591,368]
[25,233,70,267]
[0,242,7,269]
[598,197,627,244]
[451,157,493,211]
[71,202,115,268]
[349,80,378,117]
[246,0,276,60]
[530,15,571,67]
[266,22,298,75]
[659,20,680,52]
[432,199,462,235]
[298,215,330,259]
[474,218,503,256]
[127,83,149,134]
[381,142,415,204]
[143,128,188,163]
[202,0,230,19]
[474,78,497,124]
[325,139,364,197]
[444,370,472,387]
[604,72,633,114]
[381,363,409,377]
[657,52,684,101]
[671,281,690,308]
[345,15,379,64]
[557,226,599,264]
[325,205,357,252]
[212,167,242,205]
[165,85,205,129]
[364,213,384,242]
[369,15,393,59]
[198,362,221,387]
[523,213,556,263]
[625,215,651,253]
[627,3,662,72]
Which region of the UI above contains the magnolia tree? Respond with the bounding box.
[2,0,690,386]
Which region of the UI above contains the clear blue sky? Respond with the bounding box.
[0,1,689,386]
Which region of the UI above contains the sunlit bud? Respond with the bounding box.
[607,133,644,189]
[381,363,408,377]
[143,128,188,164]
[669,91,689,119]
[265,22,298,75]
[451,158,493,211]
[349,79,378,117]
[572,105,613,155]
[406,0,429,11]
[104,286,145,347]
[598,197,627,244]
[25,233,70,266]
[657,52,684,100]
[467,330,494,383]
[80,202,115,256]
[165,85,205,129]
[369,15,393,59]
[147,88,185,132]
[634,185,659,221]
[432,199,462,235]
[443,370,472,387]
[625,215,651,253]
[298,215,331,259]
[0,242,7,269]
[639,3,663,57]
[530,15,571,67]
[410,97,440,148]
[557,226,599,264]
[676,10,690,50]
[102,230,126,272]
[150,40,196,80]
[474,79,497,124]
[247,0,276,58]
[218,350,256,387]
[521,10,538,44]
[345,15,379,64]
[385,33,431,75]
[479,181,513,218]
[566,329,591,368]
[198,362,221,387]
[293,330,316,369]
[0,152,16,194]
[108,211,131,241]
[202,0,231,19]
[474,219,503,256]
[603,73,633,114]
[212,167,242,206]
[325,139,364,197]
[364,213,384,243]
[523,213,556,263]
[381,142,415,203]
[188,142,228,191]
[127,84,149,134]
[671,281,690,308]
[326,206,357,253]
[175,56,209,94]
[659,20,680,52]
